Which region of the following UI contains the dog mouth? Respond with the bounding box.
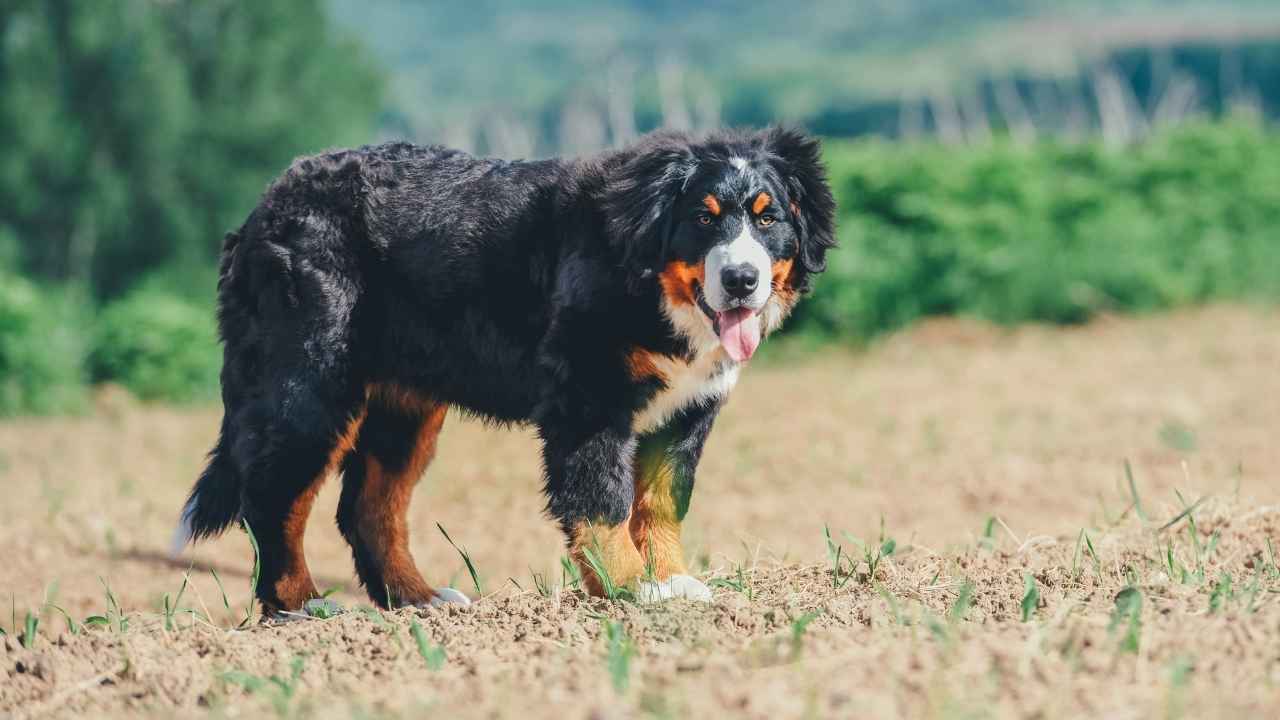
[695,283,762,362]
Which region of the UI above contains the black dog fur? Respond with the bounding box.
[180,127,836,614]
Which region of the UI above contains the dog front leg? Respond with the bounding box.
[540,424,646,596]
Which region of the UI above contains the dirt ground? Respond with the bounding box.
[2,304,1279,719]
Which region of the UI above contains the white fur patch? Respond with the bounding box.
[632,297,739,434]
[759,292,790,335]
[729,156,747,170]
[637,574,713,603]
[429,587,472,607]
[635,224,792,434]
[662,293,720,355]
[704,220,772,312]
[631,338,739,435]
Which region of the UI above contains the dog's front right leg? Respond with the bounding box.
[539,423,646,596]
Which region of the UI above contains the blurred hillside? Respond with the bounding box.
[331,0,1280,155]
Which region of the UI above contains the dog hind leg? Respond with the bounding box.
[338,386,466,608]
[225,209,367,619]
[233,379,364,618]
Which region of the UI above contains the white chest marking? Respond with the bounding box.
[632,309,740,435]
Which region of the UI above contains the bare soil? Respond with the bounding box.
[2,305,1279,719]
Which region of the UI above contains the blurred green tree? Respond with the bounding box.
[0,0,383,297]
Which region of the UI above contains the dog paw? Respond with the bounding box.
[428,587,472,607]
[636,578,674,603]
[637,575,712,604]
[668,574,713,602]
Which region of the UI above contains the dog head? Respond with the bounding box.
[605,127,836,362]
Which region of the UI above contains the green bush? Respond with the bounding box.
[0,273,90,415]
[7,121,1280,415]
[794,121,1280,341]
[89,289,221,404]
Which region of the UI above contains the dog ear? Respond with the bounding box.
[603,134,697,290]
[763,127,837,293]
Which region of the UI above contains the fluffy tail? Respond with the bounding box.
[170,436,242,558]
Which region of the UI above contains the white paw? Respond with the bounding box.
[429,587,472,607]
[637,574,712,604]
[636,579,674,603]
[668,574,713,602]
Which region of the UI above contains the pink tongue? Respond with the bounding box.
[717,307,761,362]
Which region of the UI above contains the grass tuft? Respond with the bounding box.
[602,620,634,694]
[1208,572,1234,614]
[949,579,975,623]
[790,610,821,656]
[161,571,192,632]
[979,516,997,551]
[409,617,447,670]
[530,568,553,598]
[220,656,305,717]
[21,610,38,649]
[560,556,583,591]
[437,523,483,596]
[1020,574,1040,622]
[85,577,128,633]
[1124,460,1148,523]
[1110,587,1143,654]
[824,525,855,588]
[580,542,632,601]
[708,563,754,600]
[210,568,233,624]
[242,518,261,627]
[47,603,79,636]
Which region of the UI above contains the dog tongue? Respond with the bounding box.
[717,307,761,362]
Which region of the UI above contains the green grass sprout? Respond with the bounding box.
[437,522,483,596]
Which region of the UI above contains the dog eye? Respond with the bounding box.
[757,215,776,228]
[697,214,714,226]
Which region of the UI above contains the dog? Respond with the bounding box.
[174,126,836,616]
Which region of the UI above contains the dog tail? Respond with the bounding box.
[170,432,242,558]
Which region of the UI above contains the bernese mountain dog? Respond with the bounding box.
[175,126,836,616]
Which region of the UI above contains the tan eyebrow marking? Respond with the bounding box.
[752,192,772,215]
[702,194,721,216]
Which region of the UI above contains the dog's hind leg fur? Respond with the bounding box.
[183,188,369,616]
[337,386,450,608]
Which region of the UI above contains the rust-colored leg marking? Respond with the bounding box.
[267,409,366,615]
[353,396,447,606]
[272,480,324,612]
[629,439,690,579]
[570,520,647,596]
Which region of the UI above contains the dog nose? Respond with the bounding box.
[720,263,759,300]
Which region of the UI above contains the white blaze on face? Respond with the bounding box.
[704,219,772,311]
[703,217,772,362]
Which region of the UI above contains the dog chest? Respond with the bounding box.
[631,351,739,435]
